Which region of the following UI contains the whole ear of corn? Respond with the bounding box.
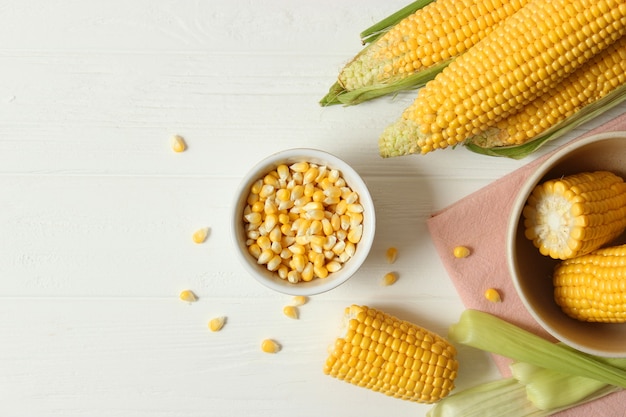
[378,0,626,157]
[323,305,459,403]
[554,244,626,323]
[465,35,626,156]
[320,0,531,106]
[522,171,626,260]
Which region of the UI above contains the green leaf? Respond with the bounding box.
[464,82,626,158]
[360,0,436,44]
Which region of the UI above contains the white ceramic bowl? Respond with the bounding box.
[231,148,376,296]
[507,130,626,357]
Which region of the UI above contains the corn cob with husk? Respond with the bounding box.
[324,305,459,403]
[320,0,532,107]
[378,0,626,158]
[465,35,626,158]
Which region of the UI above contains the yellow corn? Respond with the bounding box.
[261,339,281,354]
[523,171,626,260]
[553,244,626,323]
[291,295,308,306]
[453,246,470,259]
[170,135,187,153]
[382,272,398,286]
[208,316,226,332]
[192,227,210,244]
[283,305,299,320]
[324,305,458,403]
[243,161,364,283]
[468,35,626,148]
[379,0,626,157]
[484,288,502,303]
[386,246,398,264]
[322,0,531,105]
[179,289,198,302]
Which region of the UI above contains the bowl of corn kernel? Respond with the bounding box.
[507,131,626,357]
[231,148,376,296]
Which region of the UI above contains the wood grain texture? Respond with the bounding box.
[1,1,624,416]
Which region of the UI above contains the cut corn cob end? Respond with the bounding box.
[522,171,626,260]
[554,244,626,323]
[324,305,458,403]
[379,117,433,157]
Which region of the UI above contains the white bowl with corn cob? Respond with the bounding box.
[231,148,375,296]
[508,131,626,357]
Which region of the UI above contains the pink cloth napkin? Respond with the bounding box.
[427,111,626,416]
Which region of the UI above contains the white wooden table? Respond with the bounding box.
[2,1,624,416]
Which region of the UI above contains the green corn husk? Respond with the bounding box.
[464,82,626,159]
[360,0,435,44]
[448,310,626,388]
[320,0,438,107]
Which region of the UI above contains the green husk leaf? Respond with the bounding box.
[448,309,626,388]
[319,58,451,107]
[464,82,626,158]
[360,0,436,44]
[426,378,549,417]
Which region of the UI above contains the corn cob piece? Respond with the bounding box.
[522,171,626,260]
[320,0,531,106]
[466,35,626,153]
[324,305,458,403]
[554,244,626,323]
[378,0,626,157]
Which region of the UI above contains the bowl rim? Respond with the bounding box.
[230,147,376,296]
[506,130,626,357]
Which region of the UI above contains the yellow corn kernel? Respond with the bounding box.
[453,246,470,258]
[324,305,458,403]
[386,247,398,264]
[378,0,625,157]
[283,305,299,320]
[192,227,210,244]
[523,171,626,260]
[554,244,626,323]
[291,295,308,306]
[242,160,364,284]
[261,339,281,354]
[382,272,398,286]
[170,135,187,152]
[484,288,502,303]
[179,289,198,303]
[208,316,226,332]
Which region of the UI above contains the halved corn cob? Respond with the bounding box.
[378,0,626,157]
[323,305,458,403]
[320,0,531,106]
[554,244,626,323]
[465,35,626,154]
[522,171,626,260]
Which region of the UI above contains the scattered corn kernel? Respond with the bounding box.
[386,247,398,264]
[453,246,471,258]
[192,227,210,244]
[208,316,226,332]
[382,272,398,286]
[170,135,187,153]
[283,305,299,319]
[291,295,308,306]
[261,339,281,354]
[484,288,502,303]
[242,161,364,284]
[179,289,198,302]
